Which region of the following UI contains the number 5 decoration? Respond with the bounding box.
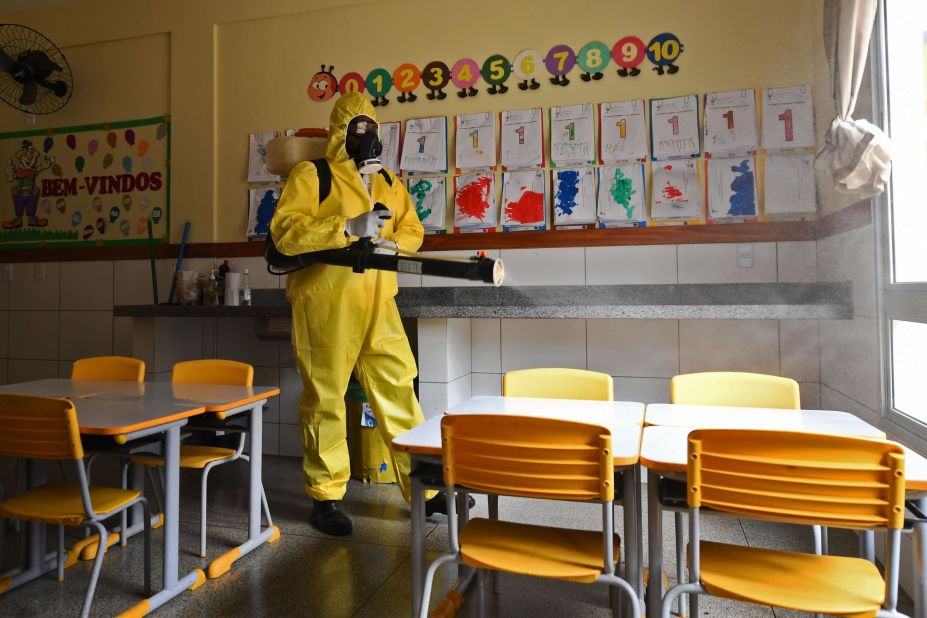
[481,54,512,95]
[513,49,541,90]
[451,58,480,98]
[646,32,684,75]
[612,36,645,77]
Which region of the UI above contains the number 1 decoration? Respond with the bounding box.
[307,33,685,104]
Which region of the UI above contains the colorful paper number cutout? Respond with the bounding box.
[365,68,392,106]
[544,44,576,86]
[392,63,421,103]
[422,60,450,100]
[577,41,610,81]
[481,54,511,94]
[512,49,541,90]
[646,32,683,75]
[451,58,480,98]
[612,36,646,77]
[338,71,365,96]
[308,65,338,101]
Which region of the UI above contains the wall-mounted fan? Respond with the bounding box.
[0,24,72,114]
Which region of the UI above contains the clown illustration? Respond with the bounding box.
[4,139,55,229]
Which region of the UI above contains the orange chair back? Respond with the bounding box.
[687,429,905,530]
[72,356,145,382]
[172,359,253,386]
[0,394,83,460]
[671,372,800,409]
[441,414,613,502]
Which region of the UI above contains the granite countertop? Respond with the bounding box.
[114,282,852,320]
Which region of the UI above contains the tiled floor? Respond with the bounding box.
[0,456,914,617]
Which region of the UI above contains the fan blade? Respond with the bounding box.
[22,50,61,81]
[0,47,14,73]
[19,80,37,106]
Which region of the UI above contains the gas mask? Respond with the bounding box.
[346,121,383,175]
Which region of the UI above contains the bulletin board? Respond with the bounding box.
[0,115,170,248]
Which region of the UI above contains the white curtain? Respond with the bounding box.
[817,0,892,198]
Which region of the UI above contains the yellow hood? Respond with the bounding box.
[325,92,377,164]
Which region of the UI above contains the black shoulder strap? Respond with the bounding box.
[311,157,331,203]
[378,167,393,186]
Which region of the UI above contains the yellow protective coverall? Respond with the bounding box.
[270,93,425,502]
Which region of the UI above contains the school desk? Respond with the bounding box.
[640,413,927,618]
[0,378,279,616]
[393,395,646,618]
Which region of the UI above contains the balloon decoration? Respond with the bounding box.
[66,134,76,150]
[88,139,98,155]
[151,206,163,223]
[51,163,62,177]
[107,131,117,148]
[122,156,133,173]
[156,123,168,140]
[96,217,105,234]
[136,217,147,234]
[82,224,94,239]
[41,198,51,214]
[42,136,53,152]
[109,206,120,223]
[139,195,151,210]
[102,153,113,169]
[124,129,136,146]
[119,219,131,236]
[74,156,85,173]
[122,194,132,211]
[137,140,149,157]
[91,196,103,212]
[71,211,82,227]
[142,156,155,172]
[307,34,684,105]
[56,198,67,213]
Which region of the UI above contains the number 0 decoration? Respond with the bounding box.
[307,33,684,104]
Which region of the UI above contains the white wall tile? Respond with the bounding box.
[279,367,302,425]
[279,340,295,368]
[816,225,876,318]
[131,316,155,369]
[113,316,134,357]
[228,256,280,290]
[9,310,58,360]
[57,361,73,379]
[421,250,501,287]
[471,372,502,396]
[678,319,780,375]
[501,319,586,372]
[819,316,880,412]
[417,319,448,382]
[799,382,821,409]
[779,320,820,382]
[447,374,471,409]
[7,359,59,383]
[279,423,304,457]
[59,311,114,361]
[613,377,671,404]
[253,366,280,423]
[820,383,880,426]
[397,272,422,288]
[114,259,172,306]
[777,241,817,283]
[417,381,447,419]
[152,317,207,373]
[585,245,677,284]
[60,261,114,310]
[0,311,7,357]
[499,248,585,286]
[216,318,279,367]
[471,319,501,373]
[10,262,59,310]
[263,422,280,456]
[587,320,679,378]
[0,274,10,310]
[446,318,471,382]
[677,243,777,284]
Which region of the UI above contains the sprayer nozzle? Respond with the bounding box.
[492,259,505,287]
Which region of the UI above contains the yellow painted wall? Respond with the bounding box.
[0,0,833,242]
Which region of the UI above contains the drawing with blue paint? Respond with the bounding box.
[727,159,756,217]
[555,169,580,215]
[255,188,279,235]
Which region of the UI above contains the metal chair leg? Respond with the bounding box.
[145,465,165,513]
[477,569,488,618]
[200,462,216,558]
[140,498,152,595]
[488,494,499,592]
[82,520,109,618]
[675,511,686,617]
[120,461,130,546]
[57,524,64,582]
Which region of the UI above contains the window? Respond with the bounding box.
[877,0,927,439]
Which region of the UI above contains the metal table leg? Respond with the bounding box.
[411,464,426,618]
[622,465,644,615]
[206,404,279,579]
[647,469,663,618]
[914,497,927,618]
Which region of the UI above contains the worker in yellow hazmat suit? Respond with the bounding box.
[271,93,455,536]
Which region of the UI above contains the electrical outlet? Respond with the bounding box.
[34,262,45,280]
[736,243,754,269]
[2,264,11,282]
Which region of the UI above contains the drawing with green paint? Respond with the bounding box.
[610,167,636,219]
[409,178,433,221]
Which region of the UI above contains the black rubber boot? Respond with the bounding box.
[310,500,353,536]
[425,491,476,517]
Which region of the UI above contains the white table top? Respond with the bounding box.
[393,396,644,465]
[88,381,280,413]
[0,378,142,399]
[69,398,207,436]
[645,403,886,438]
[639,425,927,490]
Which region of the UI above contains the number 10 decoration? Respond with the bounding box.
[308,33,685,105]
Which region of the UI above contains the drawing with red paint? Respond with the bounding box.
[502,170,546,229]
[454,173,497,229]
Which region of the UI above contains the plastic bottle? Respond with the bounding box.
[204,273,220,306]
[240,268,252,306]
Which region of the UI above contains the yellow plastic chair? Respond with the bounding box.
[128,359,271,558]
[503,368,614,401]
[0,394,151,617]
[71,356,145,383]
[670,371,800,409]
[419,414,640,618]
[662,429,908,618]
